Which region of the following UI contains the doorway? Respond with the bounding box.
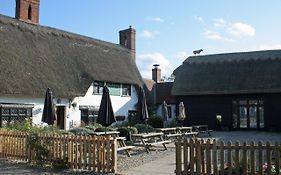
[56,106,65,129]
[232,99,264,130]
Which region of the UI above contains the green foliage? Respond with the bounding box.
[87,123,103,130]
[94,126,116,132]
[28,133,50,166]
[134,124,155,133]
[166,117,179,128]
[127,113,140,126]
[117,126,138,141]
[147,115,163,128]
[68,127,95,135]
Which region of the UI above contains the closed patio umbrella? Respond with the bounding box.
[162,101,169,127]
[137,87,149,122]
[42,87,56,125]
[178,102,186,125]
[162,101,169,121]
[97,86,116,127]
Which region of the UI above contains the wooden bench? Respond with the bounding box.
[116,137,135,157]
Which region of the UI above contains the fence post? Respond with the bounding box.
[175,137,182,175]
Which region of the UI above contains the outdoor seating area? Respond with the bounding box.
[156,125,212,140]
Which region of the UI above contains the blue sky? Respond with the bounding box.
[1,0,281,79]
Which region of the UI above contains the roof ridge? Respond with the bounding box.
[0,14,128,52]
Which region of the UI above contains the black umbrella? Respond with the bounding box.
[137,87,149,122]
[97,86,116,127]
[42,88,56,125]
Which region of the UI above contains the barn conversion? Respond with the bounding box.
[172,49,281,131]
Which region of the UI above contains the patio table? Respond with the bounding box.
[131,132,171,153]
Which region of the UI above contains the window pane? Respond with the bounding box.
[122,84,131,96]
[259,107,264,128]
[93,81,104,94]
[239,107,247,128]
[249,100,258,105]
[239,100,247,105]
[108,83,121,96]
[249,106,257,128]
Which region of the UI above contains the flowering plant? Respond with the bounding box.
[263,163,280,173]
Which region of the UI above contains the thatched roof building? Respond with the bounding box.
[172,49,281,95]
[0,14,142,98]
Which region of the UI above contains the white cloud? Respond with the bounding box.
[137,52,171,79]
[214,18,226,28]
[259,44,281,50]
[146,17,164,23]
[228,22,255,37]
[202,30,235,42]
[140,30,154,38]
[193,15,204,23]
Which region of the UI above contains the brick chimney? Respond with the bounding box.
[119,26,136,61]
[15,0,40,24]
[152,64,161,83]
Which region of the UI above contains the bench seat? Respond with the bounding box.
[166,133,182,138]
[117,145,135,151]
[148,140,171,146]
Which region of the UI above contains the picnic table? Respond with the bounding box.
[177,127,198,138]
[131,132,171,153]
[93,131,134,157]
[192,125,213,136]
[156,127,181,139]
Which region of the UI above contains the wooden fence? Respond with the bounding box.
[175,138,281,175]
[0,132,117,173]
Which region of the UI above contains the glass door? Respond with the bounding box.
[233,99,264,130]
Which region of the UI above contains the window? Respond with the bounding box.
[28,5,32,20]
[79,106,99,125]
[167,106,172,119]
[107,83,121,96]
[232,99,264,129]
[0,104,34,127]
[93,81,104,94]
[122,84,131,96]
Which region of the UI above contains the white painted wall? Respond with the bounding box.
[0,84,138,130]
[76,83,138,117]
[0,95,78,129]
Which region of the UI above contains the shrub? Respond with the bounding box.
[117,126,138,141]
[94,126,116,132]
[147,115,164,128]
[134,124,154,133]
[166,117,179,128]
[68,127,95,135]
[127,113,140,126]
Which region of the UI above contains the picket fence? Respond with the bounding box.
[175,138,281,175]
[0,132,117,173]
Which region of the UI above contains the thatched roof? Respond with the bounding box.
[172,50,281,95]
[0,14,143,98]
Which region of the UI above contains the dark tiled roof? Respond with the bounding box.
[0,14,142,98]
[172,50,281,95]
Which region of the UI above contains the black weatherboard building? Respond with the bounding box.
[172,50,281,131]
